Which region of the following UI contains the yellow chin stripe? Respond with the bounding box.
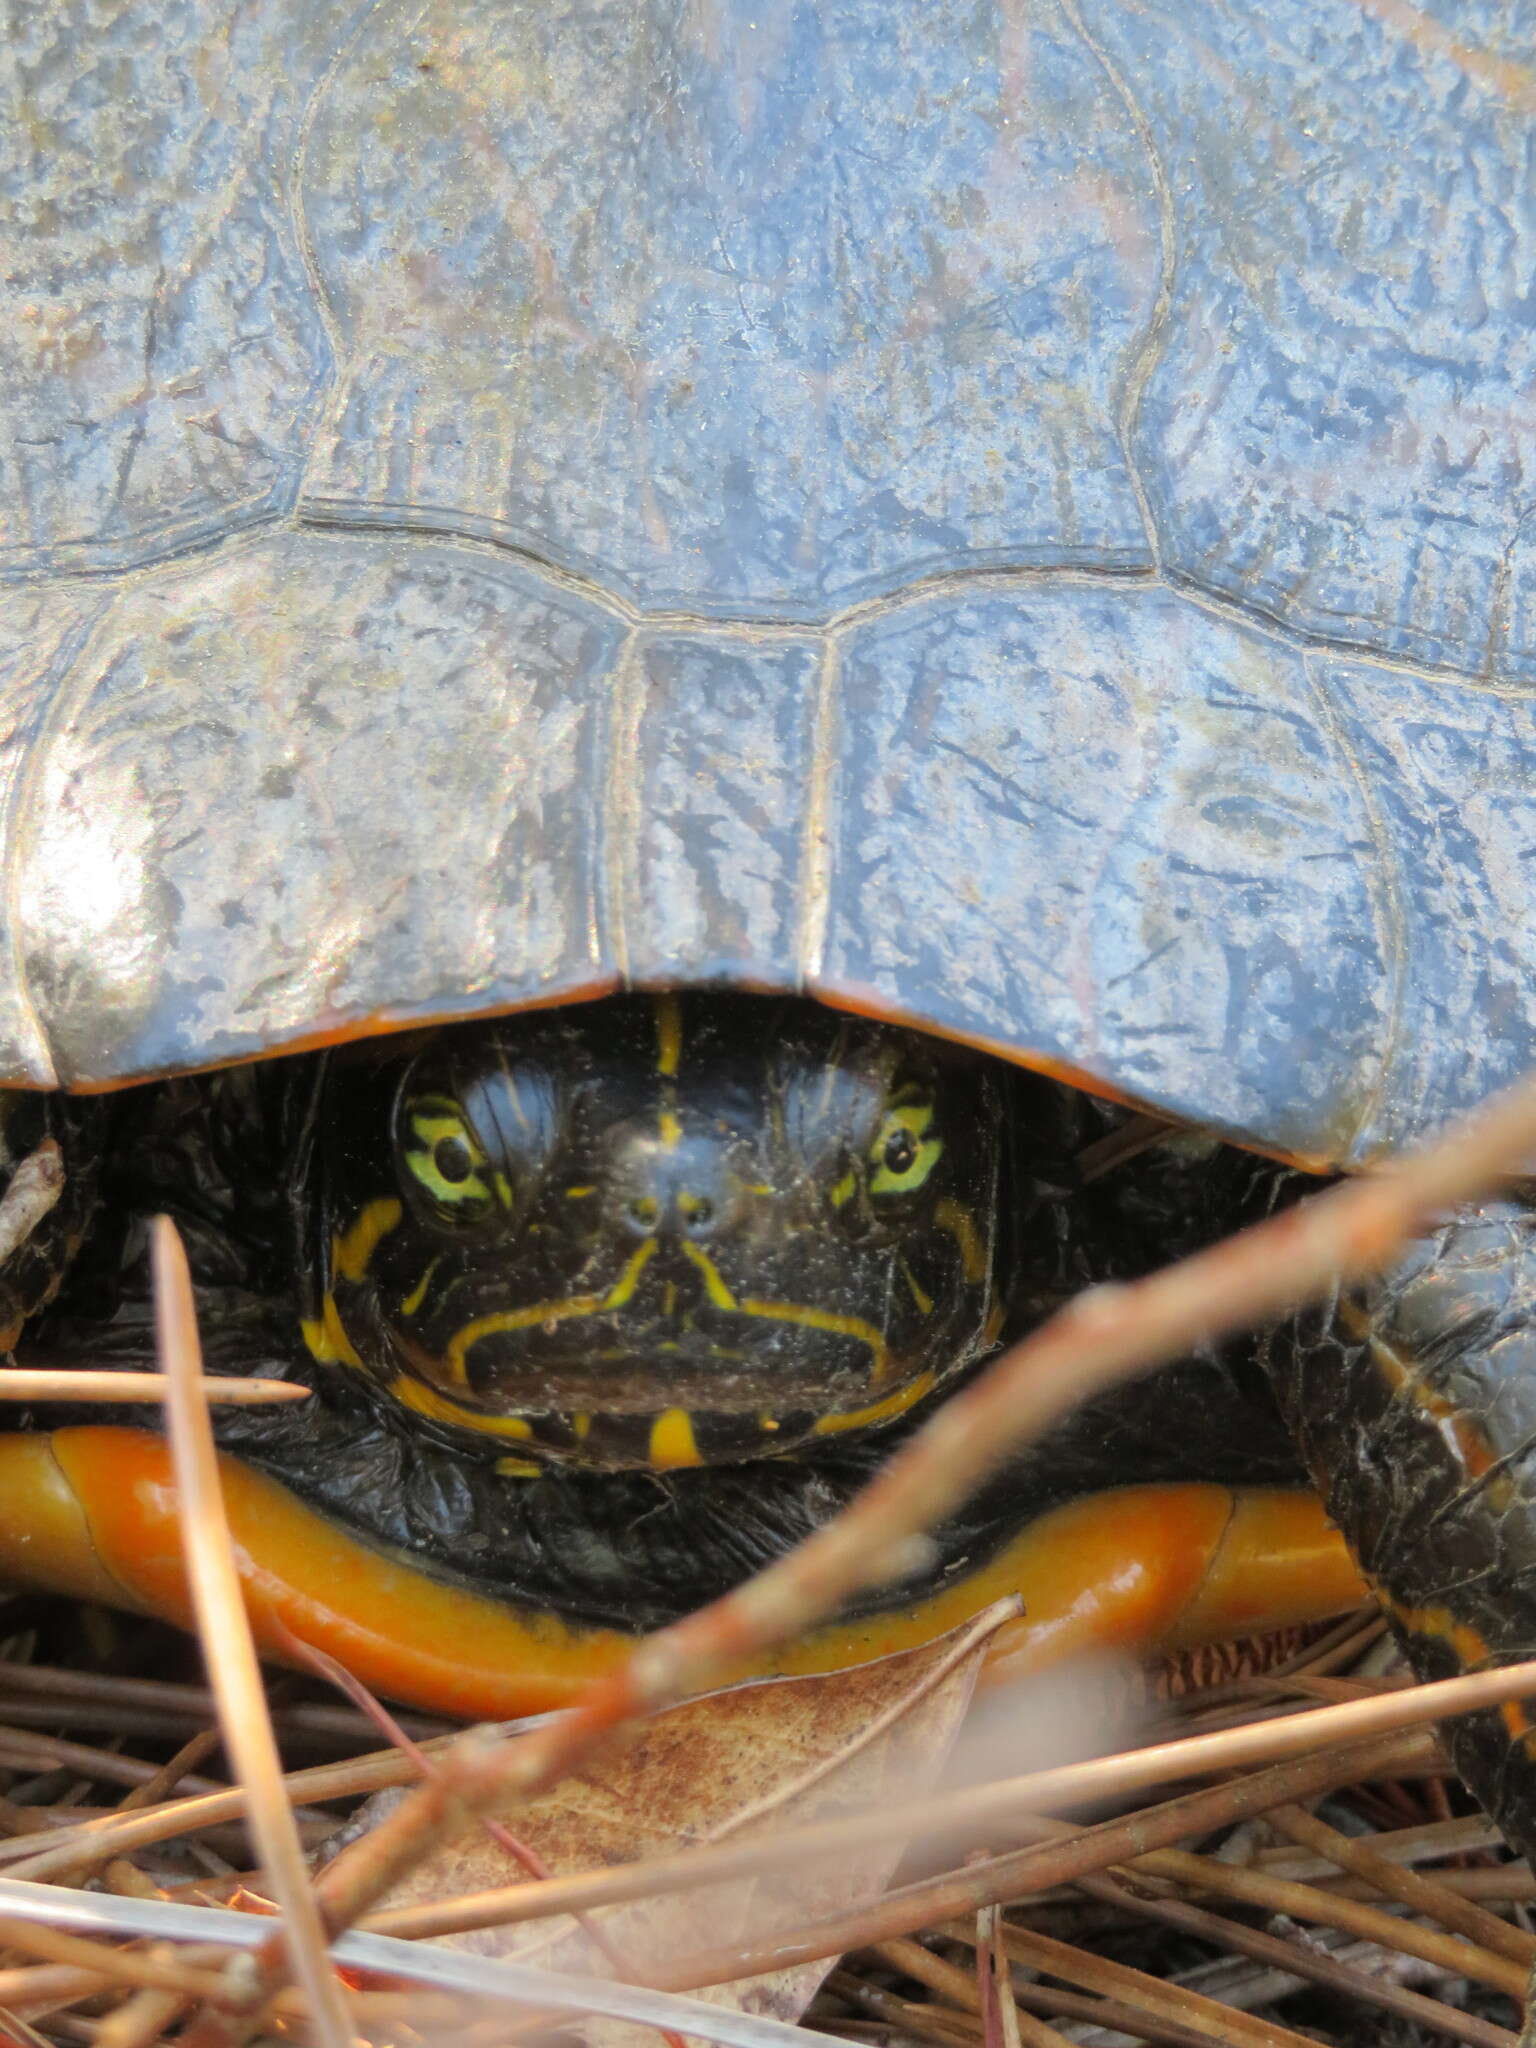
[332,1198,403,1283]
[649,1407,703,1468]
[813,1368,936,1435]
[0,1428,1366,1720]
[390,1377,534,1438]
[678,1244,893,1383]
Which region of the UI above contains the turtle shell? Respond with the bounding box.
[6,0,1535,1166]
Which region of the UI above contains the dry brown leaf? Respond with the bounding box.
[346,1604,1031,2043]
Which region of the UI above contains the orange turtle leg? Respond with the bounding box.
[0,1428,1365,1718]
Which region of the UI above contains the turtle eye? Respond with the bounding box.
[869,1100,942,1198]
[401,1095,500,1223]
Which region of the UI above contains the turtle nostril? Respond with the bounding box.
[628,1194,660,1232]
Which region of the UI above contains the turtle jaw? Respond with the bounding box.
[378,1345,949,1471]
[333,1208,1001,1469]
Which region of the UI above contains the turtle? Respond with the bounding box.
[4,0,1536,1887]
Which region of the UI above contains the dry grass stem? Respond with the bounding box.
[939,1920,1321,2048]
[0,1371,310,1406]
[149,1217,353,2048]
[1098,1842,1530,1996]
[0,1916,225,1999]
[1078,1870,1521,2048]
[92,1979,189,2048]
[1265,1797,1535,1963]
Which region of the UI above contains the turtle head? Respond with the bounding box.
[305,995,1005,1469]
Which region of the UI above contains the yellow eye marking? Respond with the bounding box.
[901,1260,934,1316]
[572,1412,592,1440]
[400,1258,439,1318]
[655,993,683,1077]
[442,1242,659,1379]
[830,1168,857,1208]
[740,1298,891,1384]
[404,1097,495,1210]
[649,1407,703,1469]
[759,1414,780,1432]
[300,1293,364,1369]
[658,1108,683,1149]
[331,1198,403,1284]
[869,1102,942,1197]
[495,1457,544,1478]
[813,1369,936,1436]
[565,1185,596,1199]
[681,1241,739,1310]
[392,1376,534,1436]
[935,1197,987,1283]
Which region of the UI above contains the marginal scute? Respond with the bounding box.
[819,584,1390,1163]
[1316,659,1536,1158]
[17,533,625,1086]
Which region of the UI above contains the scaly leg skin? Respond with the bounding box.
[1269,1198,1536,1874]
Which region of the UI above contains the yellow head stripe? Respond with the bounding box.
[400,1258,439,1318]
[901,1259,934,1316]
[935,1197,988,1283]
[680,1241,739,1310]
[655,994,683,1077]
[300,1293,364,1369]
[332,1198,403,1284]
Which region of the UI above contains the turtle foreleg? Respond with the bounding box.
[1267,1196,1536,1865]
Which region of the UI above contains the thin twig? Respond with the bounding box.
[148,1218,353,2048]
[940,1919,1320,2048]
[1266,1798,1536,1964]
[0,1371,309,1406]
[1079,1871,1519,2048]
